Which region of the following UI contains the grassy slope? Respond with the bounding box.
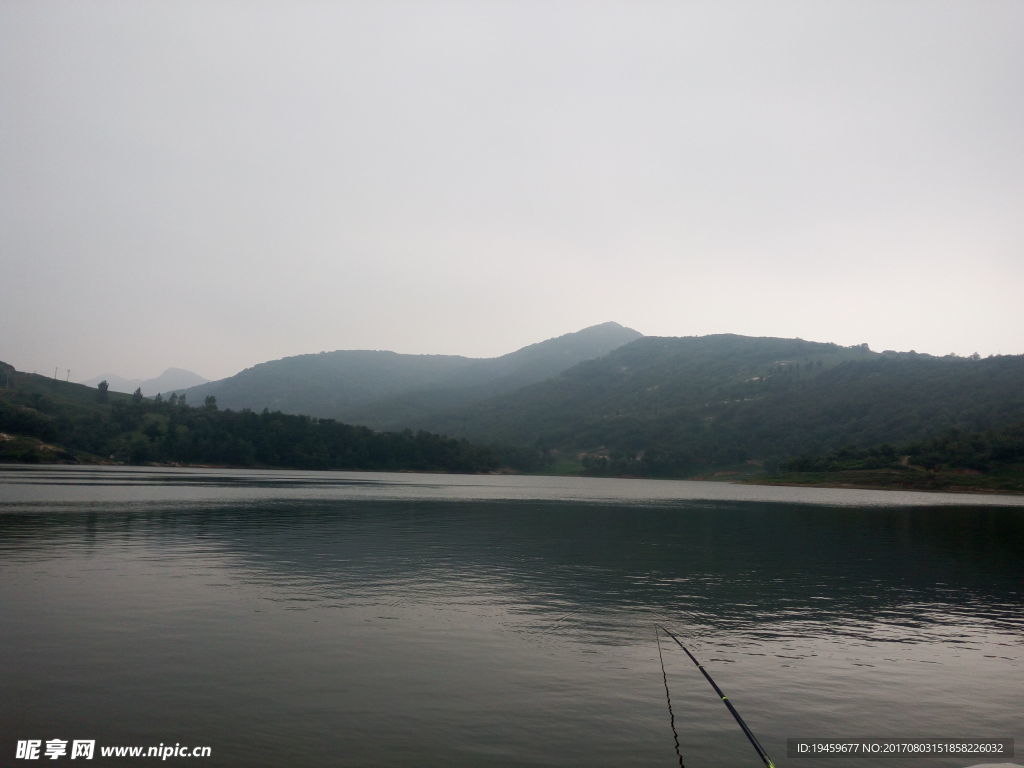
[0,365,128,462]
[0,362,523,473]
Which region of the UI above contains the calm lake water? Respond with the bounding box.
[1,465,1021,767]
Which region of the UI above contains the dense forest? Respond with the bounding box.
[418,335,1024,477]
[0,362,539,473]
[785,422,1024,474]
[768,421,1024,492]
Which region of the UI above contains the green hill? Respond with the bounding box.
[179,322,642,427]
[8,330,1023,486]
[0,362,522,473]
[414,334,1024,477]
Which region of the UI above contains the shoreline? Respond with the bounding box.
[4,457,1024,497]
[739,476,1024,496]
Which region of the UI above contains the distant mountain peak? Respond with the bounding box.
[493,322,643,366]
[511,321,642,350]
[81,368,208,396]
[583,321,634,331]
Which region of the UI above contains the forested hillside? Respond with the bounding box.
[7,329,1023,484]
[771,421,1024,492]
[417,335,1024,477]
[180,322,641,427]
[0,363,526,473]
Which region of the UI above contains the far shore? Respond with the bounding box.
[739,475,1024,496]
[4,458,1024,497]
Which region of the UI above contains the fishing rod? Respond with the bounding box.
[657,624,776,768]
[655,627,686,768]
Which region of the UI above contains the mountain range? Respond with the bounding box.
[180,322,642,426]
[4,322,1024,479]
[180,324,1024,476]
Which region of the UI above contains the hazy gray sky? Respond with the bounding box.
[3,0,1022,382]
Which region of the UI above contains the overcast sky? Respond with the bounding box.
[2,0,1022,382]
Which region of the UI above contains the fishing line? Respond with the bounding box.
[655,625,686,768]
[657,625,776,768]
[539,607,582,634]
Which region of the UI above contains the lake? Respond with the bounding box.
[1,465,1021,767]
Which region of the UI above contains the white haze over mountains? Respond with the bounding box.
[2,1,1022,382]
[81,368,209,396]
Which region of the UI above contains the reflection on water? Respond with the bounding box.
[1,466,1021,767]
